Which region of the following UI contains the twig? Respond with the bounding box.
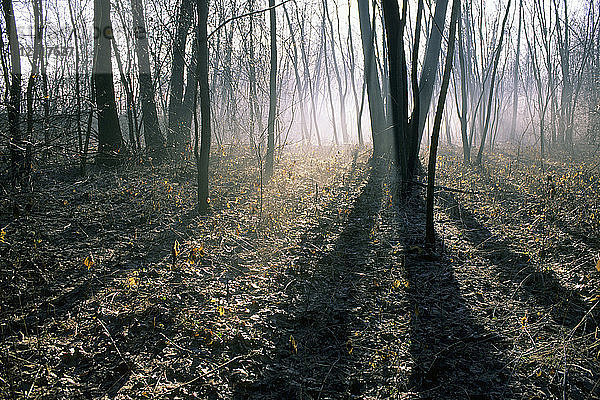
[209,0,294,39]
[407,180,482,195]
[98,318,133,370]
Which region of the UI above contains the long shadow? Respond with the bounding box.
[440,190,597,331]
[439,190,600,398]
[234,163,383,399]
[394,191,510,398]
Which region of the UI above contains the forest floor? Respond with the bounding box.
[1,144,599,399]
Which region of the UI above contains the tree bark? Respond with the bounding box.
[510,0,522,141]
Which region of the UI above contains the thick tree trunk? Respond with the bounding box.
[357,0,387,156]
[93,0,124,164]
[167,0,193,149]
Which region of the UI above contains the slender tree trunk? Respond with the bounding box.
[283,4,308,143]
[475,0,512,165]
[347,1,363,145]
[196,0,211,213]
[68,0,83,155]
[26,0,43,172]
[131,0,164,155]
[426,0,460,245]
[415,0,449,145]
[510,0,522,141]
[180,36,199,148]
[265,0,277,178]
[2,0,23,187]
[458,9,470,163]
[322,14,339,145]
[112,39,138,151]
[324,0,348,143]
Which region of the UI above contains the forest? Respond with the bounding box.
[1,0,600,398]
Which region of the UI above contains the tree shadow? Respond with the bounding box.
[439,189,597,331]
[234,163,383,399]
[394,191,510,398]
[438,189,600,398]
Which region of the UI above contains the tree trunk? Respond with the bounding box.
[457,9,470,163]
[357,0,387,156]
[196,0,211,213]
[382,0,409,178]
[167,0,193,149]
[2,0,23,187]
[264,0,277,179]
[415,0,449,146]
[425,0,460,245]
[283,4,308,143]
[510,0,522,141]
[475,0,512,165]
[131,0,164,155]
[94,0,124,164]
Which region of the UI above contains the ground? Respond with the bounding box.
[1,145,599,399]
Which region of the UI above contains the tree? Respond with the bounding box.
[382,0,424,183]
[358,0,387,156]
[475,0,512,165]
[510,0,523,142]
[131,0,165,155]
[2,0,23,187]
[425,0,460,244]
[195,0,211,213]
[264,0,277,178]
[167,0,193,149]
[93,0,125,164]
[415,0,449,150]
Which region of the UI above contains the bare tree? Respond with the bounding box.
[264,0,277,178]
[195,0,211,213]
[93,0,125,164]
[2,0,23,186]
[131,0,165,155]
[426,0,460,244]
